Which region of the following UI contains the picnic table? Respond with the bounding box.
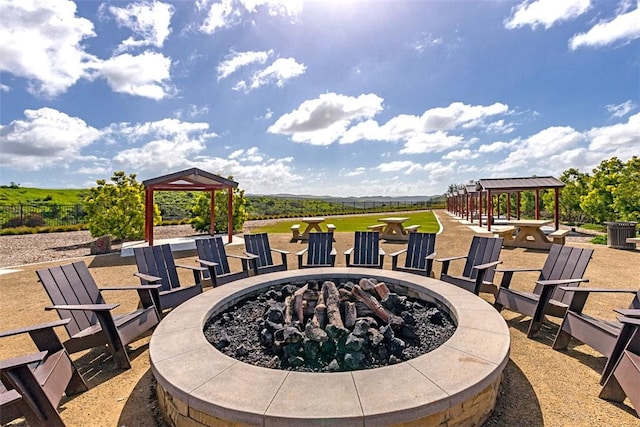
[291,217,336,241]
[368,217,420,241]
[502,219,560,250]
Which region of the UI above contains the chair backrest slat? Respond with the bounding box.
[404,233,436,270]
[307,232,333,265]
[353,231,379,265]
[196,237,231,275]
[244,233,273,268]
[464,236,502,282]
[134,245,182,291]
[534,245,594,302]
[36,262,101,337]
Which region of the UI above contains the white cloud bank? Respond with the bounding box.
[569,2,640,49]
[504,0,591,30]
[108,1,174,52]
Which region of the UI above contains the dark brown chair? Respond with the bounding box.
[390,232,437,277]
[344,231,385,269]
[134,244,205,310]
[243,233,289,274]
[494,244,594,337]
[436,236,503,295]
[599,315,640,416]
[297,232,336,268]
[196,236,255,287]
[552,289,640,379]
[36,261,160,369]
[0,320,88,427]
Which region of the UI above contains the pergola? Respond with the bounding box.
[142,168,239,246]
[476,176,565,231]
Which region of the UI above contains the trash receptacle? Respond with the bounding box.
[604,222,638,249]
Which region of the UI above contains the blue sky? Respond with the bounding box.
[0,0,639,197]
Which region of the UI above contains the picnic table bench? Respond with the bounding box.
[548,229,569,245]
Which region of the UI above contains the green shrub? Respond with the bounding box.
[590,235,607,245]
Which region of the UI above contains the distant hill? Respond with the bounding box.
[0,187,88,204]
[248,194,443,203]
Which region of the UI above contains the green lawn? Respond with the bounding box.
[251,211,439,234]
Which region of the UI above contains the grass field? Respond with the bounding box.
[250,211,440,234]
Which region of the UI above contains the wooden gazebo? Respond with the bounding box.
[477,176,565,231]
[142,168,239,246]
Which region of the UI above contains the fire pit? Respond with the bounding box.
[150,268,510,426]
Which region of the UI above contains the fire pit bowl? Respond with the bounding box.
[150,268,510,426]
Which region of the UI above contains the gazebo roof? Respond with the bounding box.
[477,176,564,192]
[464,184,478,194]
[142,168,238,191]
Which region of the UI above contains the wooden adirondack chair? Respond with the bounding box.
[0,320,88,427]
[196,236,256,287]
[436,236,503,295]
[344,231,385,268]
[297,232,337,269]
[493,244,594,338]
[243,233,289,274]
[134,244,205,311]
[390,232,437,277]
[36,261,160,370]
[599,315,640,416]
[552,290,640,376]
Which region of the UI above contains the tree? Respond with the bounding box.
[580,157,625,223]
[611,156,640,222]
[83,171,161,240]
[543,168,591,224]
[190,182,248,233]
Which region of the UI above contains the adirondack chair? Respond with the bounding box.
[390,232,437,277]
[493,244,594,338]
[297,232,337,269]
[0,320,88,427]
[599,315,640,416]
[344,231,385,269]
[196,236,256,287]
[134,244,205,311]
[436,236,503,295]
[243,232,289,274]
[552,289,640,376]
[36,261,160,370]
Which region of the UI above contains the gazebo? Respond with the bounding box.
[476,176,565,231]
[142,168,239,246]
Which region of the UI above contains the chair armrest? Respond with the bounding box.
[379,249,386,255]
[344,248,354,255]
[495,267,542,273]
[228,253,256,261]
[0,319,70,338]
[176,264,208,273]
[389,248,407,258]
[134,272,162,283]
[197,259,218,267]
[0,351,48,371]
[45,303,119,312]
[101,285,162,291]
[426,252,437,260]
[271,248,290,255]
[618,315,640,325]
[536,278,589,287]
[615,308,640,318]
[473,260,502,271]
[296,248,309,257]
[436,255,467,263]
[558,287,637,293]
[330,248,337,256]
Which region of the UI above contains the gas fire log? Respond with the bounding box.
[351,285,404,327]
[294,284,308,323]
[322,281,345,329]
[359,278,377,291]
[312,288,326,329]
[374,283,390,300]
[344,301,357,328]
[284,295,294,325]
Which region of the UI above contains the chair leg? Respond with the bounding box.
[95,312,131,370]
[599,374,627,403]
[552,322,572,351]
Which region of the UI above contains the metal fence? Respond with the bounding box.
[0,199,446,228]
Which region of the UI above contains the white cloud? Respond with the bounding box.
[0,83,9,92]
[199,0,302,34]
[376,161,419,173]
[110,118,213,142]
[478,140,514,153]
[342,167,366,177]
[443,149,479,160]
[268,93,384,145]
[505,0,591,30]
[569,4,640,49]
[606,100,637,119]
[0,0,97,97]
[0,108,100,170]
[217,49,273,80]
[234,57,306,92]
[422,102,509,131]
[399,132,466,154]
[98,51,173,99]
[587,112,640,154]
[109,1,174,52]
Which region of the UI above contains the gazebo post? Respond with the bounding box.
[145,187,154,246]
[487,190,493,231]
[517,192,521,220]
[209,190,215,236]
[535,189,540,220]
[506,193,511,220]
[478,191,483,228]
[554,188,560,230]
[227,189,233,243]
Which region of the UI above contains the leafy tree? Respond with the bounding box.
[542,168,592,223]
[191,181,248,233]
[580,158,626,223]
[83,171,161,240]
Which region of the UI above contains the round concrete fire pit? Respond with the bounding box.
[150,268,510,426]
